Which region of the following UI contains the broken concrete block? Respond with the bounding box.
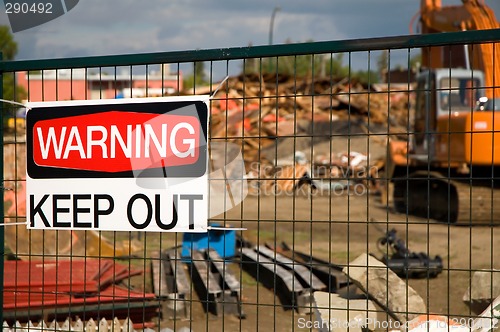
[342,253,426,323]
[313,292,379,332]
[463,269,500,315]
[471,295,500,332]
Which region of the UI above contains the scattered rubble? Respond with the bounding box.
[342,253,427,323]
[313,292,379,332]
[248,150,384,196]
[208,74,404,196]
[463,269,500,315]
[263,163,312,194]
[471,295,500,332]
[209,74,410,172]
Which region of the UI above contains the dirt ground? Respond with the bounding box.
[147,189,499,332]
[146,140,499,332]
[5,134,499,331]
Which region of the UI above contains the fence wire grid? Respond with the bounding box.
[1,29,500,332]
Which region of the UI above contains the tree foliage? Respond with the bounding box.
[0,25,26,103]
[183,61,208,91]
[242,41,379,85]
[0,25,17,61]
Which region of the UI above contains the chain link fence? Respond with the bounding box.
[1,29,499,332]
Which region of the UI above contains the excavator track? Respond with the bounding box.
[393,171,500,225]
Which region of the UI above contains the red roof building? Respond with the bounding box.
[17,65,182,102]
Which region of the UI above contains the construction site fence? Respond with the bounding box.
[1,29,500,332]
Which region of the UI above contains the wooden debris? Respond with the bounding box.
[207,74,412,168]
[266,164,311,194]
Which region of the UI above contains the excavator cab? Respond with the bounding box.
[411,68,485,158]
[389,68,500,225]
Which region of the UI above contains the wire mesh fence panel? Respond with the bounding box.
[1,29,500,332]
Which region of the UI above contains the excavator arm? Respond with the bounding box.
[419,0,500,99]
[420,0,498,32]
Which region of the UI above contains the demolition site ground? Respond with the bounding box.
[137,136,500,332]
[140,189,499,332]
[4,132,498,331]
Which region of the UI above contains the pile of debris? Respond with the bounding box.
[334,254,500,332]
[247,150,385,196]
[206,74,412,165]
[3,259,159,325]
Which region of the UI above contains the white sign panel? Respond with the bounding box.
[26,96,209,232]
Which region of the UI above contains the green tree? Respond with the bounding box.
[0,25,17,60]
[183,61,208,91]
[0,25,26,102]
[352,69,379,84]
[240,39,377,84]
[323,53,349,79]
[275,54,318,77]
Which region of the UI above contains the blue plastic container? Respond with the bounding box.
[181,227,236,259]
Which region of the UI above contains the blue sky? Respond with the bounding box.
[1,0,500,62]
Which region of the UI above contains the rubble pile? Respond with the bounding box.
[208,74,413,165]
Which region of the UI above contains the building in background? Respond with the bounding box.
[17,65,182,102]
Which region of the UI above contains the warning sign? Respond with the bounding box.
[26,96,209,232]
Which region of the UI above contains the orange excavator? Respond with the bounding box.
[388,0,500,224]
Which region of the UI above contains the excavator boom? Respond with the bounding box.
[420,0,500,99]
